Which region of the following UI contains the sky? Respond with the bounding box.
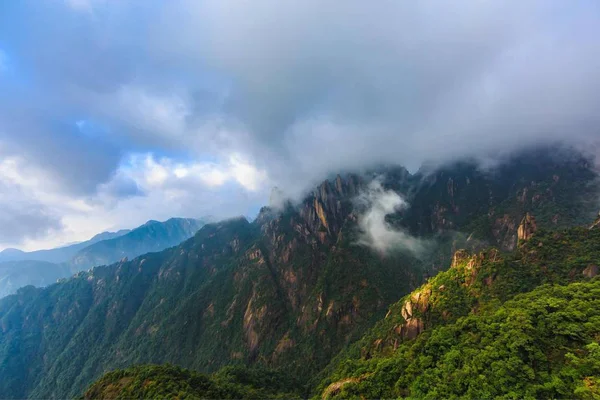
[0,0,599,251]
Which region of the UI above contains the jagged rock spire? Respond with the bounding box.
[517,213,537,243]
[451,249,470,269]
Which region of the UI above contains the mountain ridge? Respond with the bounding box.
[67,217,204,270]
[0,146,599,399]
[0,229,131,264]
[0,218,204,299]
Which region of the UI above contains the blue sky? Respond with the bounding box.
[0,0,599,250]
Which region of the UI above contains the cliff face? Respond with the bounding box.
[517,213,537,243]
[244,173,421,368]
[403,148,598,251]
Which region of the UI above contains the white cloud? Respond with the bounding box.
[119,153,268,193]
[355,179,427,256]
[0,149,267,251]
[0,155,65,249]
[89,86,193,146]
[228,154,268,191]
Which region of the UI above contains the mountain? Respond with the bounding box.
[0,261,72,299]
[402,145,599,250]
[0,218,201,268]
[0,230,130,264]
[314,224,600,399]
[67,217,205,270]
[0,146,598,399]
[0,211,425,398]
[0,218,204,300]
[84,220,600,400]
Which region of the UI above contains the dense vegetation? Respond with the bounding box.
[86,222,600,399]
[317,279,600,399]
[0,214,424,398]
[0,146,598,399]
[310,217,600,398]
[83,364,301,399]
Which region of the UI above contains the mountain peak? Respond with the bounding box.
[0,248,25,256]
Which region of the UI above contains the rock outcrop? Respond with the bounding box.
[451,249,470,269]
[397,289,430,339]
[589,212,600,230]
[299,174,361,238]
[583,264,598,278]
[517,213,537,243]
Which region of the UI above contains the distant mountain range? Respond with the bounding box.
[69,218,205,270]
[0,230,131,263]
[0,260,72,300]
[0,218,204,298]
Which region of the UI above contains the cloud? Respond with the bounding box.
[174,0,600,178]
[64,0,102,13]
[118,153,268,193]
[355,179,427,256]
[1,0,600,249]
[0,109,124,196]
[0,150,265,251]
[0,182,63,245]
[7,1,600,158]
[0,157,63,247]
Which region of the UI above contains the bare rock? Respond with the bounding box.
[589,212,600,230]
[583,265,599,278]
[451,249,470,269]
[517,213,537,243]
[400,318,424,340]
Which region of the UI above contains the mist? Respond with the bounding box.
[355,179,427,256]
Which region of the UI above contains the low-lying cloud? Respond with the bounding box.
[355,179,426,256]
